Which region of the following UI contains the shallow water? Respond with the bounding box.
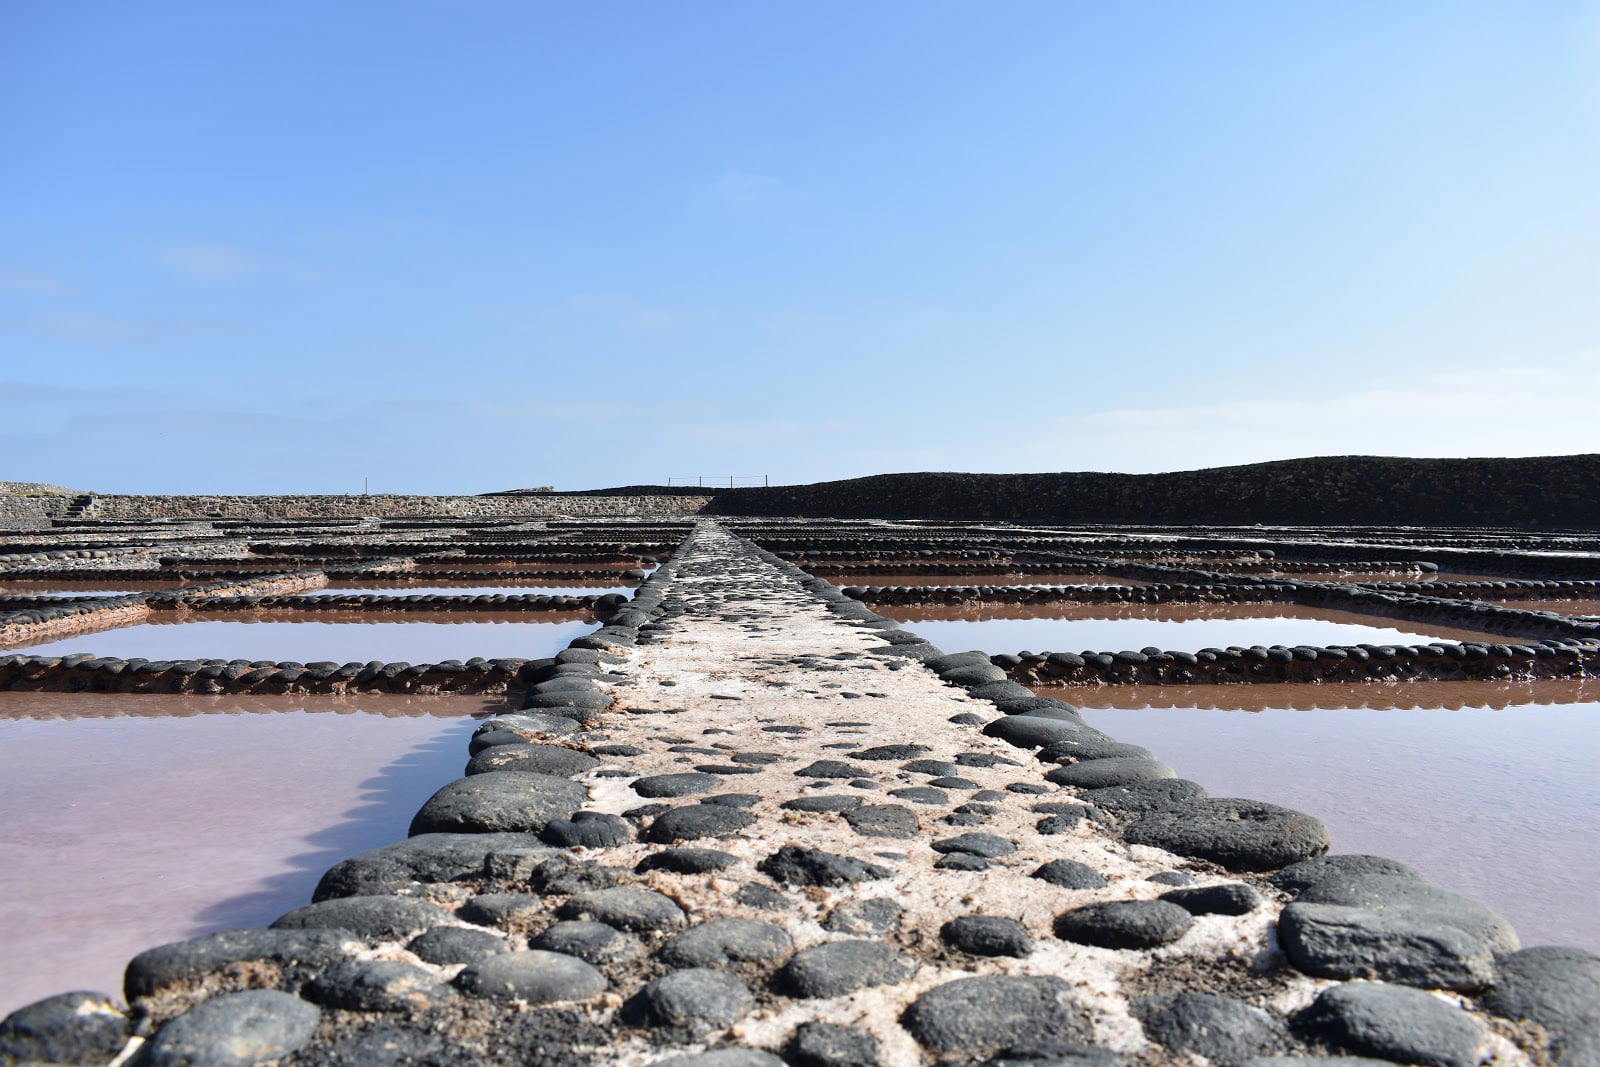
[834,573,1146,587]
[311,585,632,597]
[1492,598,1600,617]
[880,602,1504,652]
[11,615,597,663]
[0,693,498,1016]
[0,589,147,598]
[1068,680,1600,951]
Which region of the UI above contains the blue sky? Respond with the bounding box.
[3,1,1597,493]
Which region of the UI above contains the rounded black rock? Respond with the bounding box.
[780,940,917,998]
[143,990,320,1067]
[637,968,754,1032]
[657,918,794,970]
[455,950,608,1003]
[1053,900,1194,949]
[1134,993,1290,1064]
[0,991,128,1066]
[406,926,508,966]
[786,1021,881,1067]
[941,915,1034,958]
[529,921,643,965]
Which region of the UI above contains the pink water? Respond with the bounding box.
[308,586,632,597]
[1071,680,1600,951]
[882,603,1504,653]
[12,617,598,663]
[0,693,500,1015]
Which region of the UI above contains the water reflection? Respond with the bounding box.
[9,613,598,662]
[0,694,498,1016]
[877,602,1505,651]
[1071,679,1600,951]
[313,584,632,597]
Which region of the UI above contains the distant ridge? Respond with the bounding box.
[703,455,1600,528]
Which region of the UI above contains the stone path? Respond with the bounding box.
[1,522,1587,1067]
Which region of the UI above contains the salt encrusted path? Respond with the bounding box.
[587,524,1297,1062]
[2,521,1591,1067]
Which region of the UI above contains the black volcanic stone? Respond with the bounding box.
[541,811,633,848]
[657,918,793,970]
[782,795,864,813]
[823,897,902,936]
[1133,993,1290,1063]
[852,744,931,760]
[409,772,587,835]
[466,743,600,778]
[529,921,642,965]
[780,941,916,998]
[306,960,454,1013]
[1054,900,1193,949]
[406,926,508,966]
[1032,859,1108,890]
[558,886,686,931]
[795,760,860,779]
[887,786,948,805]
[637,968,754,1032]
[143,991,319,1067]
[1123,798,1329,871]
[456,950,607,1003]
[932,832,1015,857]
[941,915,1034,958]
[734,882,790,910]
[757,846,891,887]
[636,848,739,874]
[125,929,352,999]
[648,805,757,843]
[1479,946,1600,1058]
[786,1022,881,1067]
[844,804,919,838]
[1297,982,1484,1067]
[634,772,723,797]
[271,895,451,941]
[902,975,1093,1055]
[1160,883,1262,915]
[0,992,127,1066]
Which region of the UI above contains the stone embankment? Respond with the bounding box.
[3,522,1594,1066]
[0,493,711,522]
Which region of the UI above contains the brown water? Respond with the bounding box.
[0,692,499,1015]
[309,585,632,597]
[1492,598,1600,617]
[0,581,179,597]
[879,602,1507,652]
[833,573,1146,587]
[1066,680,1600,951]
[8,612,598,662]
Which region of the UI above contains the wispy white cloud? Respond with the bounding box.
[1005,352,1600,472]
[159,242,259,279]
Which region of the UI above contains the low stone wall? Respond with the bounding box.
[61,494,710,520]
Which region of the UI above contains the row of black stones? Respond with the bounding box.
[741,529,1600,1066]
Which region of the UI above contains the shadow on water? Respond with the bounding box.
[183,714,482,934]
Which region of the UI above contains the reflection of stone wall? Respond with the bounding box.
[708,455,1600,527]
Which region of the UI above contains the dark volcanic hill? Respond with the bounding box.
[703,455,1600,528]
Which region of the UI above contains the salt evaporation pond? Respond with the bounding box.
[11,614,598,662]
[0,692,503,1017]
[1066,680,1600,951]
[879,602,1505,652]
[313,585,633,597]
[840,573,1146,587]
[1492,598,1600,617]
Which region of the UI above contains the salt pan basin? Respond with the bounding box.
[1068,679,1600,951]
[9,613,598,662]
[0,693,498,1016]
[880,602,1505,652]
